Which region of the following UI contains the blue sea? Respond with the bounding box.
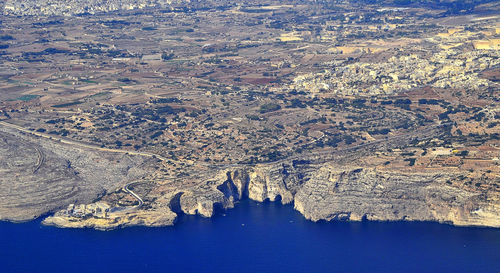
[1,200,499,273]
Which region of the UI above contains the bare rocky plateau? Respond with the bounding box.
[0,124,490,230]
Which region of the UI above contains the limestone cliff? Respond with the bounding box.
[43,208,177,231]
[42,160,500,230]
[154,163,499,228]
[293,165,498,226]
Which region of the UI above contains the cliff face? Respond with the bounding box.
[293,166,492,225]
[161,162,500,228]
[42,159,500,230]
[174,166,294,218]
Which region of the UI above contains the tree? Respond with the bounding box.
[259,103,281,113]
[161,52,174,61]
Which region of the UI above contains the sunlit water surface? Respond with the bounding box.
[1,200,499,272]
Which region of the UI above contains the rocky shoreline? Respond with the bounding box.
[42,162,500,230]
[2,120,498,231]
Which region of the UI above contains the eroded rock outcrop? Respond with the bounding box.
[39,160,500,230]
[176,162,499,228]
[170,166,295,218]
[43,207,177,230]
[293,165,499,227]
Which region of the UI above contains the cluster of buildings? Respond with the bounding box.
[65,202,110,218]
[3,0,185,16]
[292,47,498,96]
[291,24,499,97]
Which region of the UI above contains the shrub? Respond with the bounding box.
[259,103,281,113]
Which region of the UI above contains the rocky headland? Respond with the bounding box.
[1,118,496,230]
[43,151,500,230]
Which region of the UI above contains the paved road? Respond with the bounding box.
[0,120,169,162]
[32,146,45,174]
[123,182,144,208]
[0,119,452,174]
[209,121,453,170]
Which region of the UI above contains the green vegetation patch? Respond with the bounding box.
[14,95,41,101]
[81,79,98,84]
[51,101,84,108]
[259,103,281,113]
